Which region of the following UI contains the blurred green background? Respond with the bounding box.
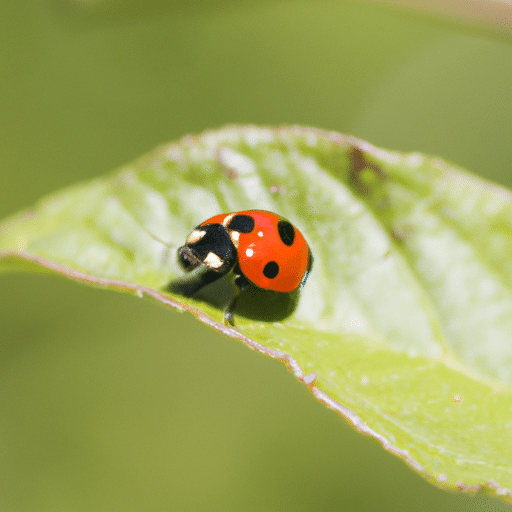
[1,1,512,510]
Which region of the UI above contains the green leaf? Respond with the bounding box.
[1,125,512,501]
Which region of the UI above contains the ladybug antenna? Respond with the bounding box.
[131,218,175,250]
[142,227,174,249]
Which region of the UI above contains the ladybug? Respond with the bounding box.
[176,210,313,325]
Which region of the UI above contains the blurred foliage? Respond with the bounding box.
[1,0,512,510]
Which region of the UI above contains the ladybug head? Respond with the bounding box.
[178,223,237,274]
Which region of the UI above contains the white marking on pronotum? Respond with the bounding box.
[186,230,206,245]
[204,252,223,269]
[222,213,235,227]
[230,231,240,243]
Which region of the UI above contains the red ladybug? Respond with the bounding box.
[177,210,313,325]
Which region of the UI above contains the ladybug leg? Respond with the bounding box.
[223,291,240,326]
[224,270,249,326]
[300,248,314,289]
[168,264,226,297]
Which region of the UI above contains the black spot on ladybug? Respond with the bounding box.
[263,261,279,279]
[277,220,295,246]
[228,214,255,234]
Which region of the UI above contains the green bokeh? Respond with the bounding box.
[1,1,512,510]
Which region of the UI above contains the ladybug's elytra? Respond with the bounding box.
[177,210,313,325]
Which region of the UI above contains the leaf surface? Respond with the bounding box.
[2,126,512,500]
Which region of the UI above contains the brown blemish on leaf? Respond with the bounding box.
[391,224,414,243]
[269,184,286,194]
[349,146,387,196]
[216,147,239,180]
[456,481,481,494]
[224,168,239,180]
